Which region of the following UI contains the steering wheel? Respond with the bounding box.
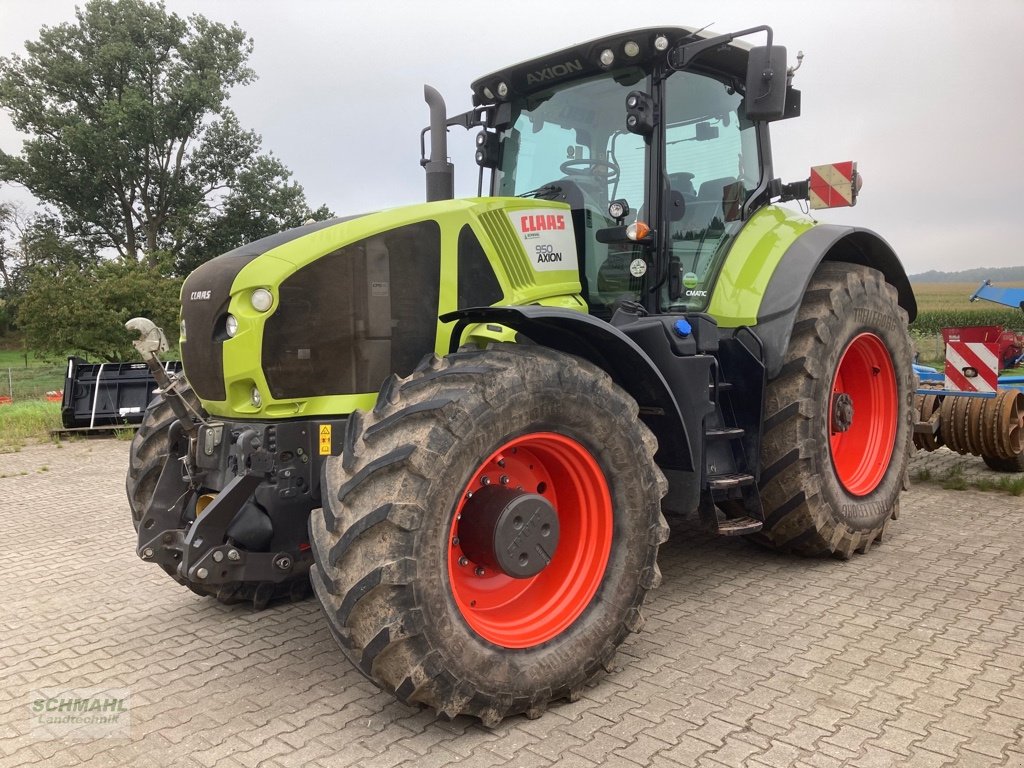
[559,159,620,183]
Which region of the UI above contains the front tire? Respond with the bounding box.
[126,379,203,532]
[758,262,915,556]
[311,345,668,724]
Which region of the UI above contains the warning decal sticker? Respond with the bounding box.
[319,424,332,456]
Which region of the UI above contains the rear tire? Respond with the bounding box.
[311,345,668,725]
[758,262,914,557]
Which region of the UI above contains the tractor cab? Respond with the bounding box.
[463,27,795,319]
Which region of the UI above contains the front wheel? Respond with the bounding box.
[758,262,915,556]
[310,345,668,724]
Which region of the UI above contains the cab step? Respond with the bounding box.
[716,515,764,536]
[707,472,755,490]
[707,426,744,440]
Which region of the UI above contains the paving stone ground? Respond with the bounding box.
[1,438,1022,768]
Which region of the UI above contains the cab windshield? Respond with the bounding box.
[492,66,761,318]
[495,69,649,318]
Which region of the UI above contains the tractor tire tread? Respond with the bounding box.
[312,344,667,724]
[757,262,914,557]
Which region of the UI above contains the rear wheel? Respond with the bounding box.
[311,345,668,724]
[758,262,914,556]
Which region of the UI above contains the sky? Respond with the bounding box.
[1,0,1022,275]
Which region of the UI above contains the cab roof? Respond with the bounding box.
[470,26,752,106]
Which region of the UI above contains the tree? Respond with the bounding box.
[175,149,333,275]
[17,259,181,361]
[0,0,329,271]
[0,206,99,334]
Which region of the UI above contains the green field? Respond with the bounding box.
[0,349,68,401]
[912,281,1024,313]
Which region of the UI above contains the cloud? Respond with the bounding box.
[2,0,1021,273]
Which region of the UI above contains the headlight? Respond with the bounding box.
[251,288,273,312]
[225,314,238,337]
[251,387,262,407]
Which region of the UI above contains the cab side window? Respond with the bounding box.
[663,72,760,310]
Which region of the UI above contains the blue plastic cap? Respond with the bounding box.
[673,318,692,337]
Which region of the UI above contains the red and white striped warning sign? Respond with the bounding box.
[809,161,858,209]
[944,341,1000,392]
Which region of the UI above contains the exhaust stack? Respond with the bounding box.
[423,85,454,202]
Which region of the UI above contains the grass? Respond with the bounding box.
[0,401,62,452]
[940,465,968,491]
[912,463,1024,496]
[0,348,67,400]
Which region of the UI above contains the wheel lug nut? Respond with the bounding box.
[459,556,469,567]
[500,475,509,485]
[452,537,460,547]
[480,476,491,485]
[475,567,486,576]
[497,458,505,468]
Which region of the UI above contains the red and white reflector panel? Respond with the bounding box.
[944,341,1000,392]
[809,161,858,209]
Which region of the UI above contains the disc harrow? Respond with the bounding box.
[921,389,1024,466]
[912,386,944,451]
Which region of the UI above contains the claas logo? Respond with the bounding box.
[520,214,566,233]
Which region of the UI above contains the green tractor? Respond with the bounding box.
[127,25,916,724]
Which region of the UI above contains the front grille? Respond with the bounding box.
[262,221,441,399]
[180,263,235,401]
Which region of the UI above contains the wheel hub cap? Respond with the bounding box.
[458,486,560,579]
[831,392,855,433]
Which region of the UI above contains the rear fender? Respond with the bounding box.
[756,225,917,379]
[441,306,694,471]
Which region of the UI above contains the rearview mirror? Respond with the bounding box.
[745,45,788,121]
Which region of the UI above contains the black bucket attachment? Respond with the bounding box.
[60,356,183,429]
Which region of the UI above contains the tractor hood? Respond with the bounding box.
[179,197,584,420]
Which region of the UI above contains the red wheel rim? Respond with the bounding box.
[829,332,898,496]
[447,432,613,648]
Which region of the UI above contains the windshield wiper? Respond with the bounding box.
[517,183,563,200]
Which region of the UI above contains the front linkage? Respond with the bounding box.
[127,318,333,606]
[135,418,317,604]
